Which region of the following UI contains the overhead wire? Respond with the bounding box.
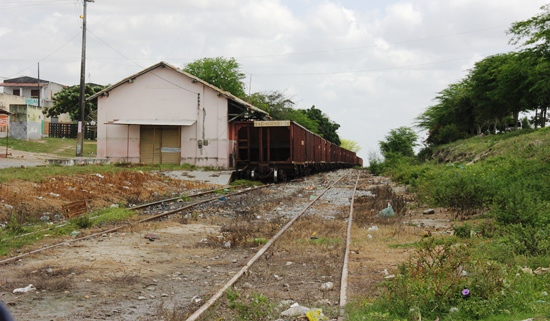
[0,0,74,10]
[6,32,81,78]
[249,55,489,76]
[87,28,199,94]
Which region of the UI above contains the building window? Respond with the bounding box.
[13,89,20,96]
[31,89,39,98]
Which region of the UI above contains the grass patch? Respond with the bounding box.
[387,242,419,249]
[89,208,135,226]
[0,137,96,158]
[0,163,212,183]
[231,179,263,187]
[0,208,135,257]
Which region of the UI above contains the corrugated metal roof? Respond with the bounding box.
[88,61,269,118]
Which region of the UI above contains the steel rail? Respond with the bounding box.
[338,171,361,321]
[185,173,349,321]
[0,185,269,265]
[129,185,246,210]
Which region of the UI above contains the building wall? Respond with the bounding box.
[1,83,67,137]
[0,93,26,138]
[9,104,43,140]
[97,67,231,167]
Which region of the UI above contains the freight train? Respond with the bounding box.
[231,120,363,182]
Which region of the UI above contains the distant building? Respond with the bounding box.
[0,76,65,110]
[89,61,269,167]
[0,76,68,138]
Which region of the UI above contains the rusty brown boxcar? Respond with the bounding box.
[231,120,362,182]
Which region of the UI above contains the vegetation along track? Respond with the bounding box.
[1,169,406,321]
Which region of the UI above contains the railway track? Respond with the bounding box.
[0,184,266,265]
[186,170,363,321]
[2,169,372,321]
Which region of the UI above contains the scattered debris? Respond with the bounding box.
[280,303,310,317]
[144,233,159,241]
[320,282,333,292]
[378,203,395,217]
[13,284,36,294]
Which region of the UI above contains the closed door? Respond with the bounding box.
[140,126,180,164]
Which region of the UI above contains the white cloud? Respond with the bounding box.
[0,0,548,161]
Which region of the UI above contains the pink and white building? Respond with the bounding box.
[90,62,268,168]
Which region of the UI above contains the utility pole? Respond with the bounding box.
[76,0,94,157]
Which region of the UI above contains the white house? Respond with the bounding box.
[89,61,268,168]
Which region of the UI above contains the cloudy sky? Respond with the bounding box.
[0,0,548,161]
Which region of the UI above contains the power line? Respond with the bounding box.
[86,29,199,94]
[6,32,81,78]
[249,54,492,76]
[0,0,74,10]
[0,24,511,64]
[234,25,509,60]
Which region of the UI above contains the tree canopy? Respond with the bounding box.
[508,4,550,52]
[379,126,418,158]
[183,57,246,99]
[183,58,342,145]
[248,91,341,144]
[416,7,550,147]
[301,105,341,145]
[45,84,104,122]
[341,139,361,153]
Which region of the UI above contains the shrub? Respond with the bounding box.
[453,223,472,238]
[382,238,509,320]
[425,168,490,218]
[226,288,274,321]
[73,215,93,229]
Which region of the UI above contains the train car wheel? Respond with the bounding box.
[251,169,255,180]
[273,169,278,183]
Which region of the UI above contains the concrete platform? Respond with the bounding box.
[161,170,234,186]
[47,158,110,166]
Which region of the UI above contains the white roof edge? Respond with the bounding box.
[106,119,196,126]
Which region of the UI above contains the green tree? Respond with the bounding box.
[379,126,418,158]
[248,91,319,132]
[340,139,361,152]
[183,57,246,98]
[416,79,475,145]
[44,84,104,122]
[508,5,550,127]
[508,4,550,52]
[300,106,341,145]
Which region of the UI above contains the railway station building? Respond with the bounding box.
[90,61,269,168]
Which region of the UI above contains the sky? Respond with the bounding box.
[0,0,548,162]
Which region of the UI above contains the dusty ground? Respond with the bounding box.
[0,163,456,320]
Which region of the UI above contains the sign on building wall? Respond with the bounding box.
[25,98,38,106]
[0,114,8,134]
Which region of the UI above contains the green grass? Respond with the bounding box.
[359,127,550,321]
[431,127,550,163]
[0,137,97,158]
[0,162,209,183]
[0,207,136,257]
[231,179,263,187]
